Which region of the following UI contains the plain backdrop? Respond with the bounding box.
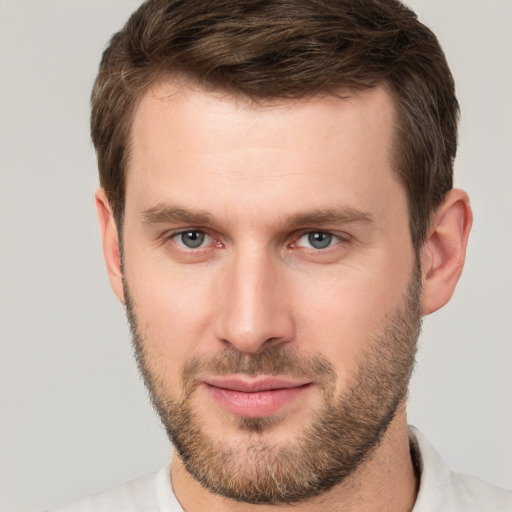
[0,1,511,511]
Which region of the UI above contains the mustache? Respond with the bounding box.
[182,347,337,386]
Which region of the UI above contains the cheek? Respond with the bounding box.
[293,263,410,382]
[124,255,220,381]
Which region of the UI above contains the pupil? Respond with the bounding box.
[308,232,332,249]
[182,231,204,248]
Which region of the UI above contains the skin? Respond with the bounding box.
[97,81,472,511]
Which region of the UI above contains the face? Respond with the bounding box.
[120,83,421,504]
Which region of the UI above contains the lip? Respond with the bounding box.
[202,376,313,417]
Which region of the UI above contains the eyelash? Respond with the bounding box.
[290,231,349,251]
[168,230,220,250]
[164,229,350,253]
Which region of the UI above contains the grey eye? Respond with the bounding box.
[179,231,206,248]
[307,232,333,249]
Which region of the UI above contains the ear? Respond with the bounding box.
[420,189,473,315]
[95,188,125,304]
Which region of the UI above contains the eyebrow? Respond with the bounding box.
[287,207,373,227]
[142,205,214,225]
[142,204,372,228]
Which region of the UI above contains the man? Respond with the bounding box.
[50,0,511,510]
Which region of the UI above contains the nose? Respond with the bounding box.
[214,248,295,354]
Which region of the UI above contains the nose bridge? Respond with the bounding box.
[216,243,293,353]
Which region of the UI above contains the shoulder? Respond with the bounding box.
[449,470,512,511]
[44,466,168,512]
[410,426,512,512]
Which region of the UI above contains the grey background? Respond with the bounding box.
[0,1,510,511]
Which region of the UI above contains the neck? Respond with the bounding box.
[170,408,418,512]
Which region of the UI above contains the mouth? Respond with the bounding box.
[201,376,313,417]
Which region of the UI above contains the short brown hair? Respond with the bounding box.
[91,0,458,250]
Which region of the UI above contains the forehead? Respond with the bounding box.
[126,81,402,223]
[130,81,396,154]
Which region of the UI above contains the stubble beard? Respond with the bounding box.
[124,265,422,505]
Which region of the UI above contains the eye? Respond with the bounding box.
[296,231,340,250]
[173,230,211,249]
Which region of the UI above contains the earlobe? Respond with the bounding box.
[95,188,125,304]
[420,189,473,315]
